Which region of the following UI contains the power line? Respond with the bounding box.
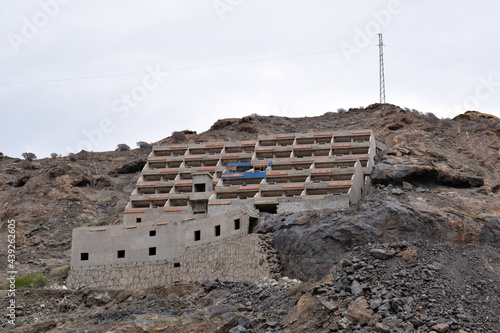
[385,54,488,77]
[0,48,346,86]
[0,37,350,78]
[385,34,500,56]
[387,45,500,69]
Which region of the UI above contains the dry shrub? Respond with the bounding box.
[287,282,308,296]
[137,141,152,149]
[22,152,36,161]
[117,144,130,151]
[171,131,186,143]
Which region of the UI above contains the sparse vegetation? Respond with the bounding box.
[51,153,59,159]
[137,141,153,149]
[14,273,47,289]
[0,267,71,291]
[117,144,131,151]
[94,220,109,226]
[423,112,440,124]
[55,266,70,280]
[405,107,423,115]
[172,131,186,143]
[68,153,77,161]
[22,152,37,161]
[76,151,89,160]
[337,108,347,113]
[441,118,454,128]
[287,282,307,296]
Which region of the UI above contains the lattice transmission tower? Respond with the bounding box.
[378,33,386,104]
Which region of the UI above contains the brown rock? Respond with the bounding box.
[402,181,413,190]
[215,316,238,333]
[320,299,338,312]
[347,299,373,325]
[388,122,404,130]
[338,317,350,329]
[431,323,449,332]
[402,249,418,265]
[453,110,499,122]
[341,258,353,267]
[30,319,57,332]
[289,293,318,324]
[375,322,390,332]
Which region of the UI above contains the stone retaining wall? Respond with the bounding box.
[277,197,349,214]
[68,234,275,289]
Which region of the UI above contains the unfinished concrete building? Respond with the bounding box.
[68,129,384,289]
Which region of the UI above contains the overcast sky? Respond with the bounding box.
[2,0,500,158]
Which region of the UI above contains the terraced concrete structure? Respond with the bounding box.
[69,129,384,288]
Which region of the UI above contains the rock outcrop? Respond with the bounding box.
[274,185,499,282]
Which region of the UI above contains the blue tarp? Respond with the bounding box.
[221,171,267,180]
[222,162,271,182]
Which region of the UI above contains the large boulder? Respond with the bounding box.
[273,189,499,281]
[372,162,484,188]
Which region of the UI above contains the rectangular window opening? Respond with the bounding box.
[249,217,259,234]
[194,230,201,241]
[117,250,125,258]
[234,218,240,230]
[174,262,181,268]
[149,230,156,237]
[194,183,206,192]
[149,247,156,256]
[215,225,221,237]
[136,217,142,223]
[80,252,89,261]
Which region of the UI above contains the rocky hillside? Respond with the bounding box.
[6,242,500,332]
[0,104,499,332]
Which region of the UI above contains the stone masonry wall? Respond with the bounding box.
[277,197,349,214]
[207,201,257,218]
[68,234,275,290]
